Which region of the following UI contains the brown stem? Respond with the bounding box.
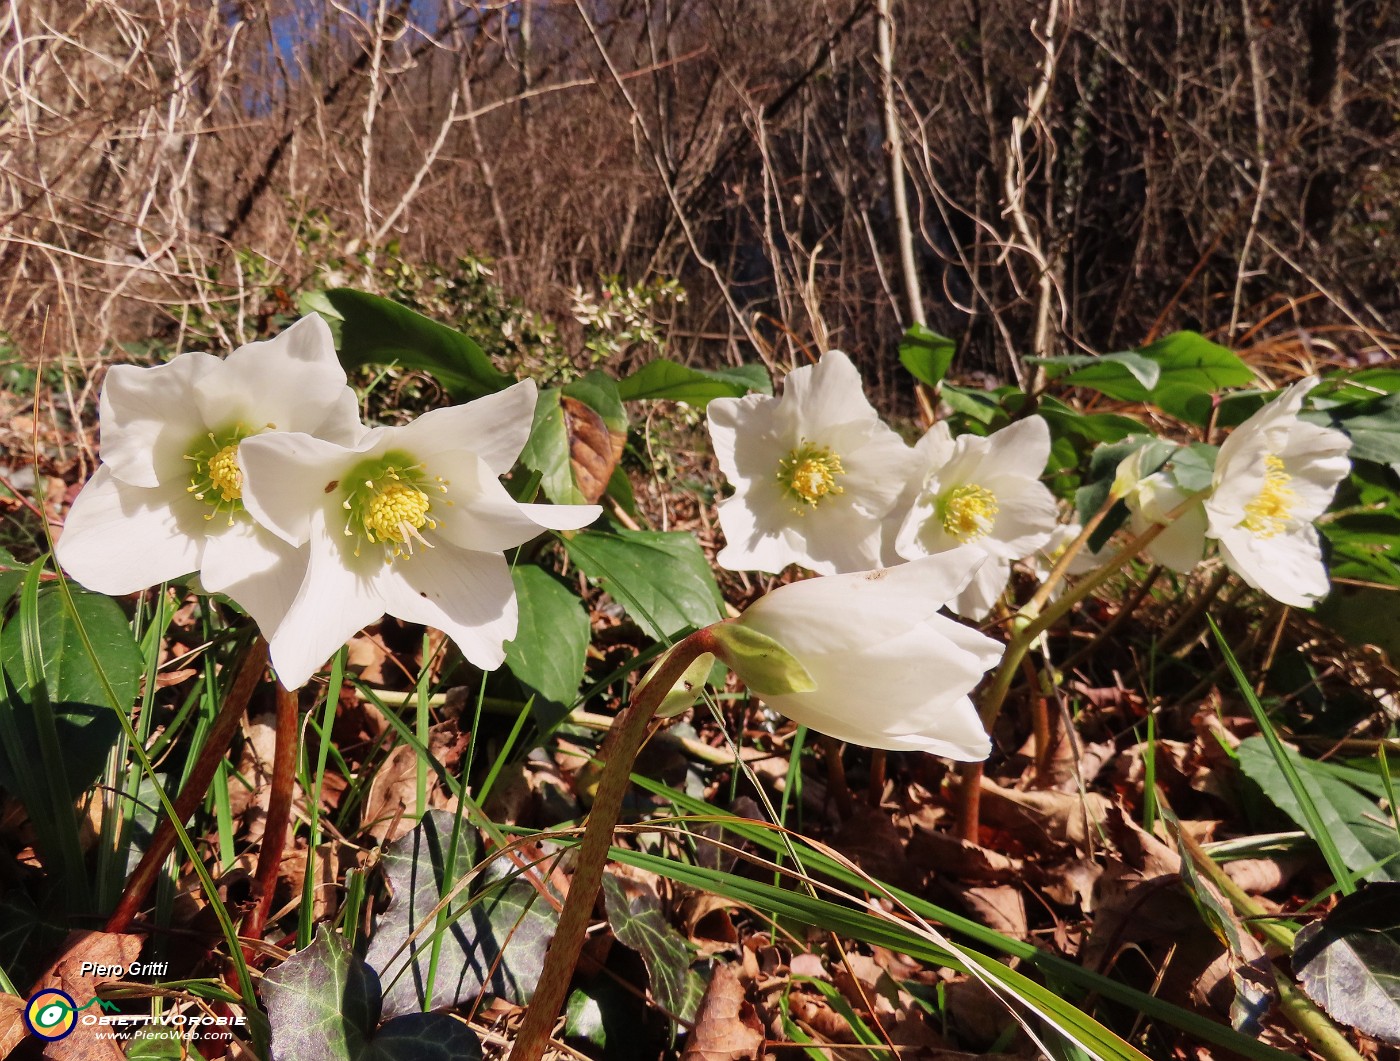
[107,637,268,934]
[243,682,300,950]
[867,749,887,807]
[510,630,716,1061]
[954,761,983,843]
[819,735,854,821]
[1027,653,1054,781]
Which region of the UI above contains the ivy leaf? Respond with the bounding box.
[364,810,557,1016]
[1293,883,1400,1045]
[601,873,706,1022]
[322,289,513,402]
[561,529,724,641]
[262,925,483,1061]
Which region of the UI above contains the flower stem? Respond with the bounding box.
[510,628,717,1061]
[243,681,300,951]
[107,635,268,934]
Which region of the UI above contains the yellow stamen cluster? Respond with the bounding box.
[341,451,450,561]
[186,425,253,526]
[776,442,845,512]
[940,483,999,542]
[1242,454,1295,538]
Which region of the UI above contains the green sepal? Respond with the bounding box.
[708,622,816,698]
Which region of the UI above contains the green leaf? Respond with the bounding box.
[940,384,1009,432]
[1236,736,1400,884]
[0,582,141,800]
[1042,333,1253,423]
[898,323,956,388]
[1293,883,1400,1045]
[504,566,590,707]
[616,359,771,404]
[126,1029,208,1059]
[519,388,580,505]
[601,873,706,1022]
[561,530,724,641]
[565,369,628,432]
[363,810,557,1014]
[1135,332,1254,421]
[1036,397,1146,444]
[1167,443,1219,493]
[1032,350,1161,395]
[262,924,483,1061]
[1303,390,1400,469]
[323,289,513,402]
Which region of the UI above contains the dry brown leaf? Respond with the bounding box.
[0,993,28,1055]
[30,930,143,1061]
[1224,855,1306,895]
[959,885,1029,939]
[681,962,764,1061]
[361,729,463,843]
[1040,858,1103,913]
[978,776,1111,849]
[562,395,625,505]
[907,827,1024,883]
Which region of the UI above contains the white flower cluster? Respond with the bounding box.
[57,315,601,689]
[706,351,1354,753]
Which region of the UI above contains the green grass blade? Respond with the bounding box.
[1207,615,1355,894]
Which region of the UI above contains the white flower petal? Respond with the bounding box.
[395,380,539,474]
[239,432,357,546]
[714,493,808,574]
[773,351,873,432]
[949,557,1011,620]
[431,453,598,552]
[56,467,204,593]
[99,353,220,487]
[199,521,308,638]
[379,545,517,671]
[1216,522,1330,607]
[197,315,362,443]
[266,513,386,689]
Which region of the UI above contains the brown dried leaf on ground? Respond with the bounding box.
[681,962,764,1061]
[0,994,27,1055]
[362,728,466,843]
[978,776,1112,849]
[832,804,915,890]
[958,885,1029,939]
[1223,855,1307,896]
[30,930,143,1061]
[906,826,1024,883]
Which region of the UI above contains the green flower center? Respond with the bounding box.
[1242,454,1295,538]
[340,451,450,561]
[776,442,845,511]
[939,483,999,542]
[186,424,254,526]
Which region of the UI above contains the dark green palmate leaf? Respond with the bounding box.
[503,566,590,707]
[562,529,724,641]
[898,323,956,388]
[1305,389,1400,472]
[0,580,141,801]
[616,359,771,404]
[601,872,706,1022]
[363,810,557,1016]
[323,289,513,402]
[1293,883,1400,1045]
[1236,736,1400,884]
[262,925,482,1061]
[1036,331,1253,423]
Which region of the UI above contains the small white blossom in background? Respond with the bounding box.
[1027,521,1103,585]
[708,350,916,575]
[239,380,601,689]
[893,416,1059,619]
[716,550,1004,759]
[1115,448,1208,573]
[1205,379,1352,607]
[57,315,364,635]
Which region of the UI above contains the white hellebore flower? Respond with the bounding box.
[1028,522,1102,585]
[238,380,601,689]
[57,315,363,634]
[894,416,1059,619]
[1114,449,1208,574]
[707,350,916,575]
[1204,379,1351,607]
[717,550,1003,759]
